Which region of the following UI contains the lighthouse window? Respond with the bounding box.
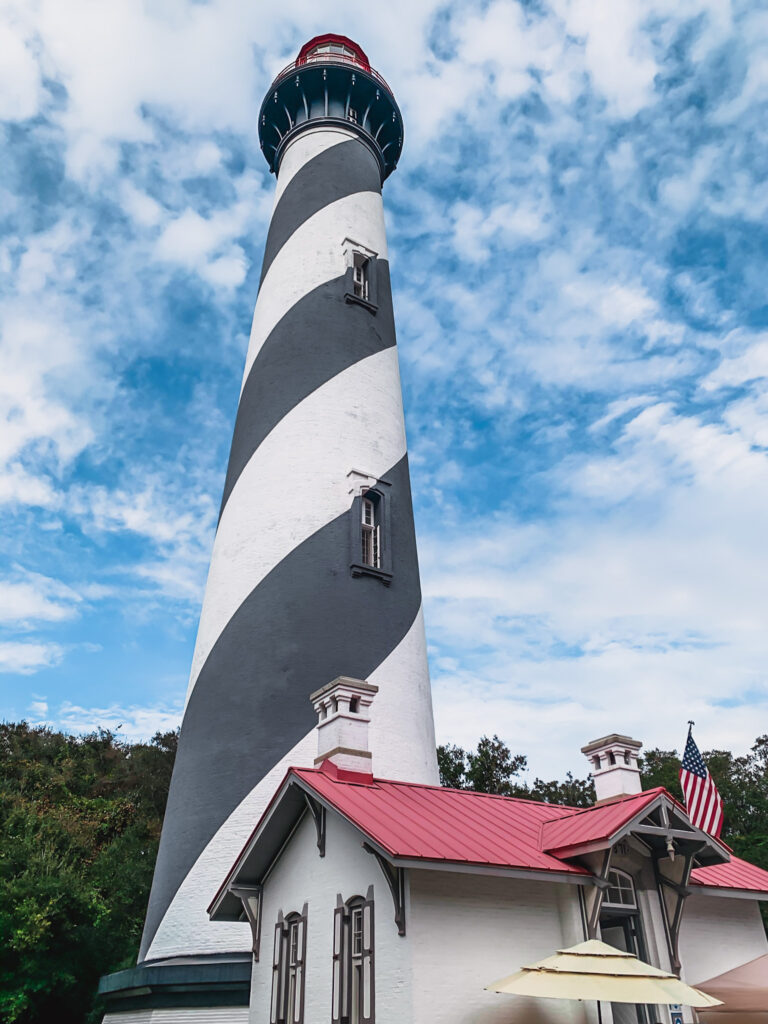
[361,497,380,568]
[343,239,378,311]
[353,252,370,301]
[350,483,392,584]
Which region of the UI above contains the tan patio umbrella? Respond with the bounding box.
[696,953,768,1022]
[487,939,723,1007]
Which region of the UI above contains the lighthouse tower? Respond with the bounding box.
[100,34,438,1019]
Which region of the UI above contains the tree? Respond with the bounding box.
[0,723,177,1024]
[527,772,595,808]
[437,735,593,805]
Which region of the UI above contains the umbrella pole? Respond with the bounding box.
[597,1000,603,1024]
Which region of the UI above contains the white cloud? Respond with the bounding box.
[0,641,64,674]
[0,20,43,121]
[703,337,768,391]
[551,0,658,117]
[120,182,164,227]
[0,569,81,626]
[54,698,183,739]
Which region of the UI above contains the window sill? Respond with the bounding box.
[344,292,378,314]
[350,563,393,586]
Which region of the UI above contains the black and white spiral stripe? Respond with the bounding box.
[140,129,438,963]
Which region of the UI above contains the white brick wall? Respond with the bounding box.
[678,891,767,984]
[103,1010,248,1024]
[250,811,411,1023]
[408,869,595,1024]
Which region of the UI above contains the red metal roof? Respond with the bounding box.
[540,789,666,854]
[293,768,588,876]
[291,769,768,895]
[692,856,768,894]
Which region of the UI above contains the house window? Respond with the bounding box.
[332,890,375,1024]
[271,907,307,1024]
[361,497,380,568]
[603,869,637,909]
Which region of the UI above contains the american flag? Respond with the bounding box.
[679,727,724,837]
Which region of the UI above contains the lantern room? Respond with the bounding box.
[259,34,403,181]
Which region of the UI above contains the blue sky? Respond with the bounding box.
[1,0,767,779]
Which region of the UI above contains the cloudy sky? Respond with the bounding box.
[1,0,766,779]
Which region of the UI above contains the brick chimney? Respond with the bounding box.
[582,733,643,802]
[310,677,378,777]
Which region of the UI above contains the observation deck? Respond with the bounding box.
[259,34,404,181]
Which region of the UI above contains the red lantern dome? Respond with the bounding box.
[297,34,371,71]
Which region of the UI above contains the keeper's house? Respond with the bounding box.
[209,678,768,1024]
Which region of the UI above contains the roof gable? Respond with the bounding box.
[540,789,664,855]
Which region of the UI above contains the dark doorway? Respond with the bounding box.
[599,868,655,1024]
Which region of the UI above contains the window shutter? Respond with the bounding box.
[361,892,375,1024]
[271,916,285,1024]
[331,904,345,1024]
[368,256,378,307]
[293,904,308,1024]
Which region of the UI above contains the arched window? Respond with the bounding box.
[332,888,375,1024]
[603,869,637,909]
[271,906,307,1024]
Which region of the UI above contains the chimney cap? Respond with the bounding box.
[310,676,379,703]
[581,733,642,756]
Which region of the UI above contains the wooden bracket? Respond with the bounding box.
[362,843,406,936]
[303,793,326,857]
[587,848,613,939]
[653,849,697,975]
[230,884,263,959]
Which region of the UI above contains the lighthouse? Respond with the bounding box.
[100,34,439,1019]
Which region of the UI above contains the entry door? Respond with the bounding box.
[600,915,649,1024]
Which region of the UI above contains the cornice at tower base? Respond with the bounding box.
[98,954,250,1017]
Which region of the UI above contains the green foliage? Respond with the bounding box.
[0,722,177,1024]
[436,742,467,790]
[436,734,594,805]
